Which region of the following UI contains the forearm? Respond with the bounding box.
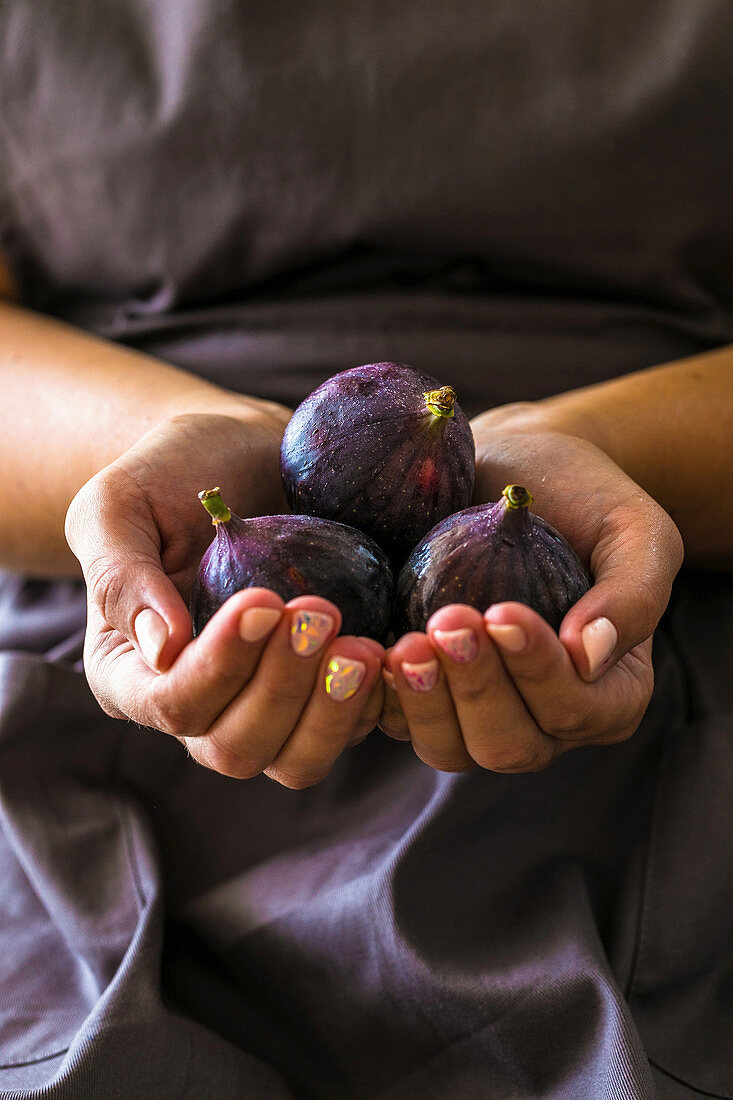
[0,301,291,575]
[472,345,733,568]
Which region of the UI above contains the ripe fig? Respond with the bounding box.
[280,362,475,566]
[394,485,591,635]
[191,488,393,641]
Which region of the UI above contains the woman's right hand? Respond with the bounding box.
[65,411,384,788]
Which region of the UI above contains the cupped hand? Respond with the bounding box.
[379,409,684,772]
[65,411,384,787]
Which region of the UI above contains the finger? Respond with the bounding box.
[140,588,285,733]
[427,604,556,772]
[559,498,683,681]
[348,642,386,744]
[183,596,341,777]
[82,601,156,721]
[484,602,654,744]
[66,467,192,671]
[378,667,411,741]
[388,633,473,772]
[266,638,382,787]
[88,587,285,729]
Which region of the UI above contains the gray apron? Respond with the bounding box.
[1,2,731,1096]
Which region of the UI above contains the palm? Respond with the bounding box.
[67,410,385,779]
[68,411,289,709]
[379,417,681,766]
[111,411,289,601]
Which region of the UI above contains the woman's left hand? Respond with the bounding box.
[378,407,684,772]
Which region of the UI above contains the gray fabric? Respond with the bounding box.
[0,2,732,1096]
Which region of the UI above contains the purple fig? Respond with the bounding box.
[191,488,393,641]
[280,362,475,566]
[395,485,591,635]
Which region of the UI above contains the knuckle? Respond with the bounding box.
[544,701,594,739]
[378,721,411,741]
[378,715,409,733]
[593,722,638,747]
[415,749,473,773]
[264,764,327,790]
[147,693,192,738]
[471,742,542,772]
[96,693,126,721]
[609,724,636,745]
[449,675,494,705]
[201,734,266,780]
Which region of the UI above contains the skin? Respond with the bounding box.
[381,353,732,765]
[0,271,731,785]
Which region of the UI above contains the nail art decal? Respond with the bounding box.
[402,659,439,692]
[433,627,478,663]
[290,610,334,656]
[325,657,366,701]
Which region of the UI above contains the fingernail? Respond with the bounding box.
[433,627,478,663]
[382,668,396,690]
[401,659,439,692]
[486,623,527,653]
[134,608,168,672]
[290,610,334,656]
[581,617,618,675]
[325,657,366,701]
[239,606,282,643]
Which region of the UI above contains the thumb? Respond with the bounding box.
[65,471,193,673]
[559,499,684,681]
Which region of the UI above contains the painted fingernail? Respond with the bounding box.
[325,657,366,701]
[581,617,618,675]
[239,606,282,643]
[290,610,334,656]
[382,668,396,690]
[486,623,527,653]
[134,608,168,672]
[401,659,439,692]
[433,627,478,663]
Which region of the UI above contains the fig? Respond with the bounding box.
[191,488,393,641]
[394,485,591,635]
[280,362,476,566]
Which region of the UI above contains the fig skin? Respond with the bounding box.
[280,362,476,567]
[191,490,394,641]
[394,485,591,636]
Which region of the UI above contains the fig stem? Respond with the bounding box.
[502,485,534,510]
[424,386,456,419]
[198,487,232,525]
